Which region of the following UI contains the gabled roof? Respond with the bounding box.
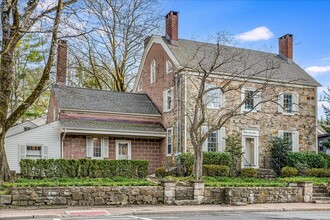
[53,86,161,116]
[160,36,320,87]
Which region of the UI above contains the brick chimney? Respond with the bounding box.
[278,34,293,62]
[165,11,179,46]
[56,40,67,86]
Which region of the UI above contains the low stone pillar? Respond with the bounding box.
[161,180,176,204]
[190,180,205,204]
[297,181,313,203]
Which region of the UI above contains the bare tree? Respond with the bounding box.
[0,0,77,182]
[178,34,284,180]
[68,0,162,91]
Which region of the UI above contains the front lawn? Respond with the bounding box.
[3,177,156,187]
[165,176,330,187]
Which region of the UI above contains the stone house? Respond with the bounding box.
[133,11,320,169]
[5,11,320,173]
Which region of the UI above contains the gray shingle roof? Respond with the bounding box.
[53,86,160,115]
[164,37,320,87]
[60,119,165,133]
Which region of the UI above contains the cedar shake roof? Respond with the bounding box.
[162,37,320,87]
[60,119,165,133]
[53,86,161,115]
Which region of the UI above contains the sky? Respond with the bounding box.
[159,0,330,118]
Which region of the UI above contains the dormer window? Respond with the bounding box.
[166,60,173,74]
[150,59,156,84]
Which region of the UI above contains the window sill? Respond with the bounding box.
[91,157,104,160]
[163,109,173,113]
[207,106,220,110]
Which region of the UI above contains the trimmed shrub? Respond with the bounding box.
[241,168,257,178]
[20,159,149,179]
[203,152,233,167]
[308,168,330,177]
[155,167,166,178]
[280,167,299,177]
[319,153,330,168]
[285,152,327,169]
[269,136,291,175]
[294,162,310,176]
[203,165,229,177]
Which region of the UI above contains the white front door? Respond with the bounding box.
[242,130,259,168]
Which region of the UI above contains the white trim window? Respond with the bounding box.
[201,126,226,152]
[205,83,224,109]
[166,60,173,74]
[150,59,156,84]
[163,87,174,112]
[278,93,299,114]
[241,87,261,112]
[19,144,48,160]
[115,140,131,160]
[166,128,173,155]
[86,136,109,159]
[278,130,299,152]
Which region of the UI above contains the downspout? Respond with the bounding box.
[61,128,66,158]
[184,72,187,153]
[315,87,318,153]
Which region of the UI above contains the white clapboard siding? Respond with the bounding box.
[5,121,61,173]
[5,121,38,137]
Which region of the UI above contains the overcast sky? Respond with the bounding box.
[160,0,330,118]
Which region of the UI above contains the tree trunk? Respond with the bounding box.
[194,145,203,180]
[0,133,12,182]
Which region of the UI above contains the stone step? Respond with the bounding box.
[313,188,327,193]
[313,193,329,197]
[313,197,330,201]
[313,200,330,204]
[174,200,200,205]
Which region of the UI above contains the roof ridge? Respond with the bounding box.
[54,85,149,96]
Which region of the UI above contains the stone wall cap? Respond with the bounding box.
[160,179,176,183]
[189,180,205,183]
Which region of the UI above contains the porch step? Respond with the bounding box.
[257,169,276,179]
[313,193,329,197]
[174,200,200,205]
[313,186,328,194]
[313,200,330,204]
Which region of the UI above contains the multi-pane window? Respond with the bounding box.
[167,128,173,155]
[207,131,218,152]
[163,88,173,112]
[150,59,156,83]
[205,83,221,109]
[283,132,293,150]
[283,93,293,113]
[26,145,42,159]
[93,138,102,158]
[244,90,255,110]
[202,126,226,152]
[279,130,299,152]
[166,60,173,74]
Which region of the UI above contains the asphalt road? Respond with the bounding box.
[28,211,330,220]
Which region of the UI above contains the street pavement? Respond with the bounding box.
[1,203,330,219]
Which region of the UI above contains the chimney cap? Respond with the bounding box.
[166,11,179,17]
[278,34,293,39]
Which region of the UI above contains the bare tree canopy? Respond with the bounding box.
[68,0,162,91]
[0,0,77,182]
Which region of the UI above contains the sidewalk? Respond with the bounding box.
[1,203,330,219]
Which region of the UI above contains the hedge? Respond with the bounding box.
[202,165,230,177]
[178,152,233,167]
[241,168,257,178]
[20,159,149,179]
[280,167,299,177]
[285,152,327,169]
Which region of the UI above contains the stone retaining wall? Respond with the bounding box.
[6,186,164,206]
[0,181,320,207]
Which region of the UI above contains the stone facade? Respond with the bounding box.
[2,182,320,207]
[63,135,162,172]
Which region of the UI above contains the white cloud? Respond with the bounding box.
[234,26,274,42]
[305,66,330,76]
[321,57,330,61]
